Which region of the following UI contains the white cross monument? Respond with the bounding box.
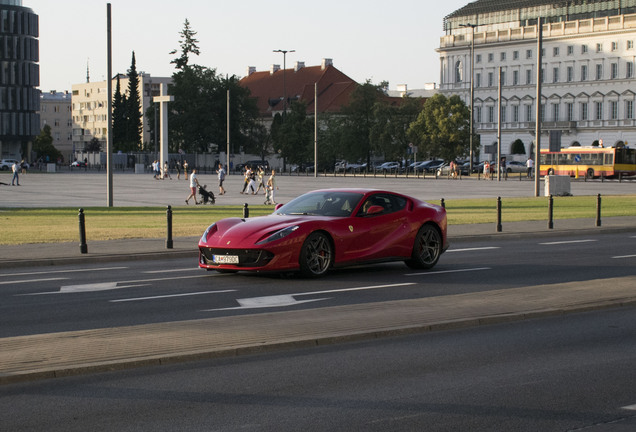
[153,83,174,179]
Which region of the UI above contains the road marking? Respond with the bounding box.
[405,267,491,277]
[0,266,127,277]
[612,254,636,259]
[447,247,500,253]
[539,239,597,245]
[204,282,417,311]
[111,290,236,302]
[143,267,200,274]
[0,277,68,286]
[622,404,636,411]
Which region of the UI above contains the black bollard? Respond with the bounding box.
[78,208,88,254]
[548,195,554,229]
[496,197,502,232]
[440,198,445,209]
[166,205,173,249]
[243,203,249,218]
[596,194,602,227]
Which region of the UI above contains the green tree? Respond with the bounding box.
[407,94,470,161]
[112,75,127,151]
[32,124,61,162]
[510,139,526,155]
[125,51,143,151]
[371,96,423,160]
[271,101,313,165]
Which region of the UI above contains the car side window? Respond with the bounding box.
[358,194,404,216]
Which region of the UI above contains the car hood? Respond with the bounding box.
[206,214,325,246]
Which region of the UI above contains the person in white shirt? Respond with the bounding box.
[526,158,534,178]
[11,161,20,186]
[185,168,200,205]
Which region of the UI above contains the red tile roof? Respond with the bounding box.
[239,64,358,117]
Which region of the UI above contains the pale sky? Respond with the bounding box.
[26,0,469,92]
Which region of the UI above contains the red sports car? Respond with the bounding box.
[198,189,448,277]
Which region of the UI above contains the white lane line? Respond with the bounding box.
[0,277,68,286]
[405,267,491,277]
[612,254,636,259]
[111,290,236,302]
[0,266,127,277]
[298,282,416,297]
[539,239,597,245]
[622,404,636,411]
[143,268,200,274]
[447,247,500,253]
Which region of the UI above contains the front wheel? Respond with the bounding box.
[405,225,442,270]
[299,232,333,277]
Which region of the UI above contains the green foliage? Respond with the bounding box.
[271,101,313,165]
[85,138,102,152]
[407,94,470,161]
[125,51,143,151]
[510,139,526,155]
[32,124,62,161]
[371,96,423,160]
[112,76,127,150]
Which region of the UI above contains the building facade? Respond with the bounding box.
[439,0,636,162]
[0,0,39,161]
[71,73,171,152]
[39,90,72,157]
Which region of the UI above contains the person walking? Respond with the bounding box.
[163,161,172,180]
[185,168,200,205]
[183,160,189,180]
[265,169,278,204]
[217,163,226,195]
[11,161,20,186]
[255,166,267,194]
[526,158,534,178]
[175,160,181,180]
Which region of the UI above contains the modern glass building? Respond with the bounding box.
[0,0,39,161]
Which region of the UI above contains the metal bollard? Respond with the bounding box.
[596,194,602,227]
[548,195,554,229]
[166,205,173,249]
[243,203,249,218]
[496,197,502,232]
[441,198,445,209]
[78,208,88,254]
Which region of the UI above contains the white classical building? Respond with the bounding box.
[439,0,636,162]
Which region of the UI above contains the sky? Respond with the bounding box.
[26,0,469,92]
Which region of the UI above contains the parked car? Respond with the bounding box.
[335,161,366,172]
[419,159,445,173]
[70,161,87,168]
[375,162,401,173]
[0,159,19,170]
[505,160,527,174]
[198,188,448,277]
[408,161,430,172]
[436,161,470,177]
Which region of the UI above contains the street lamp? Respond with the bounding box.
[459,23,477,173]
[273,49,295,115]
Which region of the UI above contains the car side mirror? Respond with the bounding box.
[274,203,284,211]
[365,205,384,216]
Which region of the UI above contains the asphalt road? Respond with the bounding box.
[2,306,635,432]
[1,231,634,338]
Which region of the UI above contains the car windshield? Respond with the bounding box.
[275,191,364,217]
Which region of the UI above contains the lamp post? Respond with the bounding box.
[273,49,295,115]
[459,23,477,173]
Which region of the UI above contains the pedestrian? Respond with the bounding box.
[217,163,226,195]
[526,158,534,178]
[265,169,278,204]
[255,166,267,194]
[484,161,490,180]
[183,160,189,180]
[21,159,27,174]
[240,166,251,194]
[449,160,457,179]
[185,168,200,205]
[11,161,20,186]
[163,161,171,180]
[247,168,257,194]
[175,160,181,180]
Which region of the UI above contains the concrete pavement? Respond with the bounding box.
[1,172,635,385]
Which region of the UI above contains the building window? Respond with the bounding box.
[488,53,494,62]
[526,49,532,59]
[513,105,519,122]
[611,41,618,52]
[476,106,482,123]
[476,72,481,87]
[488,72,494,87]
[500,52,506,61]
[513,70,519,85]
[500,71,506,86]
[610,101,618,120]
[567,45,574,55]
[488,106,494,122]
[476,54,482,63]
[628,40,634,50]
[596,43,603,53]
[581,65,588,81]
[541,68,545,83]
[526,104,533,122]
[595,102,603,120]
[611,63,618,79]
[580,103,588,120]
[582,45,588,54]
[596,64,603,80]
[553,47,559,57]
[567,66,573,82]
[551,103,559,121]
[567,103,574,121]
[500,106,506,123]
[553,67,559,83]
[526,69,532,85]
[455,60,463,83]
[513,50,519,60]
[626,100,634,119]
[540,104,546,122]
[627,62,634,78]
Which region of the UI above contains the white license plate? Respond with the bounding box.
[213,254,239,264]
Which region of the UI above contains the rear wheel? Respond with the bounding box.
[587,168,595,179]
[299,232,332,277]
[405,224,442,270]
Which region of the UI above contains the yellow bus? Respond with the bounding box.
[539,146,636,178]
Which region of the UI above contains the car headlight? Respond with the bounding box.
[256,225,299,245]
[200,223,217,243]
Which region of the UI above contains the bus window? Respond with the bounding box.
[604,153,614,165]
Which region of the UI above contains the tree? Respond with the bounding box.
[125,51,143,151]
[32,124,61,162]
[407,94,470,161]
[510,139,526,155]
[85,137,102,152]
[371,96,423,160]
[271,101,313,165]
[112,75,127,151]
